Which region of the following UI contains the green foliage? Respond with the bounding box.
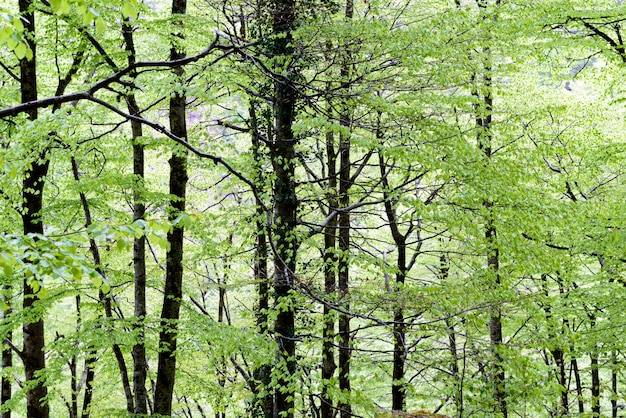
[4,0,626,416]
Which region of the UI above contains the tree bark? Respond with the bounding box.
[153,0,188,414]
[122,19,149,415]
[321,122,337,418]
[19,1,50,416]
[612,350,617,418]
[250,104,273,418]
[268,0,298,416]
[70,156,133,415]
[1,290,11,418]
[571,356,584,414]
[590,351,600,417]
[474,21,506,418]
[337,3,353,416]
[379,155,408,412]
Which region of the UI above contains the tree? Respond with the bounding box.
[153,0,190,414]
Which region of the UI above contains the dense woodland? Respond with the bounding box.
[2,0,626,417]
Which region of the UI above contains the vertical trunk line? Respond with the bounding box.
[19,1,50,416]
[474,2,505,414]
[70,157,134,415]
[321,112,337,418]
[337,2,353,416]
[122,18,149,415]
[1,288,11,418]
[154,0,189,414]
[379,151,408,412]
[249,104,273,418]
[269,0,298,416]
[441,254,463,416]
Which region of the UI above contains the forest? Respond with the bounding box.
[2,0,626,417]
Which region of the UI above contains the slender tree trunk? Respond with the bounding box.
[321,124,337,418]
[1,290,11,418]
[338,145,352,418]
[70,157,133,415]
[540,275,568,416]
[590,351,600,417]
[80,353,96,418]
[122,19,149,415]
[379,155,408,412]
[485,208,506,417]
[612,350,617,418]
[571,356,584,414]
[390,263,406,413]
[336,92,351,418]
[440,254,463,417]
[19,1,50,416]
[472,2,506,415]
[154,0,188,413]
[553,348,567,415]
[337,3,353,417]
[69,297,80,418]
[250,104,273,418]
[269,0,298,416]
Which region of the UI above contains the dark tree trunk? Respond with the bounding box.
[572,356,584,414]
[321,124,337,418]
[250,104,273,418]
[474,40,506,418]
[590,351,600,417]
[337,3,353,417]
[379,157,407,412]
[122,19,149,415]
[19,1,50,416]
[485,208,506,418]
[268,0,298,416]
[473,2,506,415]
[540,275,568,417]
[440,254,463,417]
[1,291,11,418]
[391,257,406,412]
[69,298,80,418]
[80,353,96,418]
[154,0,188,414]
[336,99,351,418]
[553,348,568,415]
[70,157,133,415]
[612,350,617,418]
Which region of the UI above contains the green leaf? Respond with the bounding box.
[92,275,102,289]
[121,0,139,20]
[13,42,27,59]
[95,17,105,33]
[49,0,70,15]
[100,282,111,294]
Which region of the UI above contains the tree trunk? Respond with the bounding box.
[321,122,337,418]
[472,2,506,415]
[336,89,352,418]
[571,356,584,414]
[70,156,133,415]
[1,290,11,418]
[269,0,298,416]
[122,19,149,415]
[337,3,353,416]
[379,155,408,412]
[250,103,273,418]
[612,350,617,418]
[439,254,463,417]
[19,1,50,416]
[154,0,188,414]
[590,351,600,417]
[485,207,506,418]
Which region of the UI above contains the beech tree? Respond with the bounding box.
[2,0,626,417]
